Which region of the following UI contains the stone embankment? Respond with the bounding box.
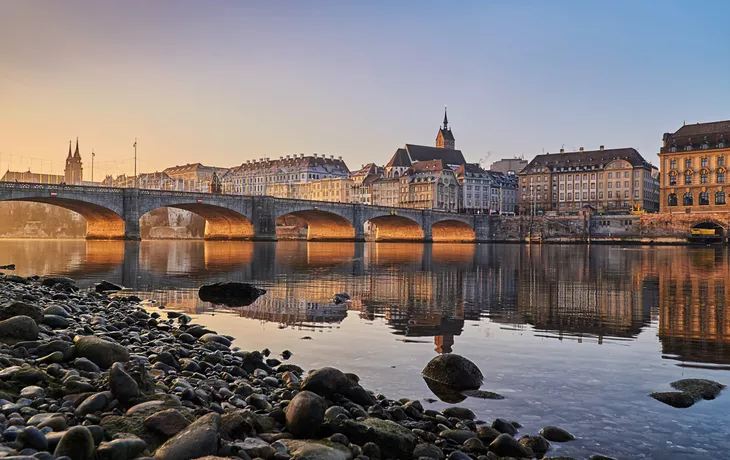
[0,273,637,460]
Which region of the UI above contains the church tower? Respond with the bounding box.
[65,138,83,184]
[435,106,455,149]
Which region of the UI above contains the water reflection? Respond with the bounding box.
[4,240,730,366]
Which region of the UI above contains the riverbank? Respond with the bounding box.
[0,273,617,460]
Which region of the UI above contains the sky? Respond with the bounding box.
[1,0,729,178]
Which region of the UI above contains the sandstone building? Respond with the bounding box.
[659,120,730,213]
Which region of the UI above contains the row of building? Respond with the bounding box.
[6,114,729,216]
[2,110,521,214]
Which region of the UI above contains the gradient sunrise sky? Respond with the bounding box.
[1,0,729,177]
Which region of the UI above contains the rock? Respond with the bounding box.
[476,426,501,443]
[5,274,27,284]
[325,417,416,459]
[422,354,483,391]
[520,435,550,455]
[42,314,70,328]
[650,391,695,408]
[670,378,725,400]
[35,339,74,361]
[43,305,70,317]
[198,282,266,307]
[54,425,95,460]
[236,437,276,459]
[37,415,68,432]
[0,301,44,323]
[75,391,112,417]
[463,437,488,454]
[97,436,148,460]
[153,412,220,460]
[17,426,48,452]
[109,362,140,403]
[282,439,353,460]
[332,293,351,304]
[362,442,381,460]
[440,429,477,444]
[74,335,130,369]
[413,442,444,459]
[144,409,191,438]
[446,452,472,460]
[73,357,102,373]
[96,280,123,292]
[19,385,45,399]
[286,390,326,438]
[489,433,533,458]
[199,333,232,347]
[41,276,77,289]
[442,406,476,420]
[301,367,375,406]
[539,426,575,442]
[0,315,39,344]
[462,389,505,400]
[492,418,518,436]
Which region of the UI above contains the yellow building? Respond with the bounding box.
[371,177,400,207]
[659,120,730,212]
[268,177,353,202]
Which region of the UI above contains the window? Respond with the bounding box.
[699,192,710,206]
[591,192,595,199]
[624,191,629,198]
[560,193,565,200]
[670,146,677,152]
[583,192,587,200]
[668,193,678,206]
[608,172,613,179]
[719,156,725,166]
[685,173,692,185]
[716,192,726,205]
[702,143,709,150]
[583,174,587,180]
[608,182,613,188]
[685,159,692,169]
[670,159,677,169]
[718,172,725,183]
[702,158,709,167]
[701,173,709,184]
[568,193,572,200]
[599,192,604,199]
[685,145,693,151]
[719,142,726,149]
[591,174,596,180]
[615,181,621,188]
[683,192,693,206]
[624,181,629,188]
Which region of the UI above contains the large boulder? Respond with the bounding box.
[282,439,354,460]
[153,412,221,460]
[0,301,44,323]
[422,354,483,391]
[324,417,416,459]
[286,391,326,438]
[489,433,533,458]
[41,276,78,291]
[109,362,140,403]
[301,366,375,406]
[670,379,725,400]
[0,315,39,344]
[74,335,130,369]
[198,282,266,306]
[96,280,123,292]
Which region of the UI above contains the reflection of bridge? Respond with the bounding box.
[0,182,489,242]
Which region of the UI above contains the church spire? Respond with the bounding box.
[74,137,80,158]
[67,140,72,159]
[443,105,449,130]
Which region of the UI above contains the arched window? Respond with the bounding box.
[719,142,726,149]
[669,173,677,186]
[670,146,677,153]
[700,192,710,205]
[716,192,726,205]
[683,192,694,206]
[668,193,678,206]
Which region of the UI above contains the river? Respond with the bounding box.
[1,239,728,459]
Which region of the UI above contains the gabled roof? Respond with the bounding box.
[386,148,411,168]
[661,120,730,153]
[522,147,654,172]
[404,144,465,165]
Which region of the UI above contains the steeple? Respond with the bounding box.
[443,105,449,130]
[67,141,72,159]
[74,137,80,158]
[436,106,455,149]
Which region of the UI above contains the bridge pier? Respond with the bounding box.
[353,204,366,242]
[251,196,278,241]
[422,213,433,243]
[474,214,491,242]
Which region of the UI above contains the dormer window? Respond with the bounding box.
[702,143,709,150]
[670,146,677,152]
[685,145,693,151]
[720,142,726,149]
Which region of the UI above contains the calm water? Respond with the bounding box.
[2,239,729,459]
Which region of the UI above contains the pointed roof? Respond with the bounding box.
[386,148,411,168]
[443,105,449,130]
[73,138,80,158]
[404,144,464,165]
[67,141,72,160]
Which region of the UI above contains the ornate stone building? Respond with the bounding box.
[518,146,659,214]
[659,120,730,213]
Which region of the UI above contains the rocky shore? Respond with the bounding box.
[0,273,622,460]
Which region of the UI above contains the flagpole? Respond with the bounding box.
[133,138,137,189]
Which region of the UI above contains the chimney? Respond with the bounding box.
[330,155,334,159]
[599,145,604,151]
[314,153,318,158]
[338,156,342,160]
[559,148,564,154]
[579,147,584,152]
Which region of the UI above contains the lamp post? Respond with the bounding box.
[91,150,95,183]
[133,139,137,189]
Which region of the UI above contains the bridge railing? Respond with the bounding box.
[0,181,123,194]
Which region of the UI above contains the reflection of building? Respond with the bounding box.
[657,247,730,366]
[658,120,730,212]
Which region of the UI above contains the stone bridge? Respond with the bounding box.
[0,182,491,242]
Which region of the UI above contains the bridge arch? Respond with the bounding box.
[432,219,475,242]
[139,203,254,240]
[365,214,424,241]
[0,197,126,239]
[689,221,725,244]
[276,209,355,240]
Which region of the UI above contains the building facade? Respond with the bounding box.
[455,163,493,213]
[488,170,519,213]
[371,177,400,207]
[490,157,528,175]
[399,160,459,211]
[268,177,353,203]
[351,163,383,204]
[518,146,659,214]
[659,120,730,213]
[226,154,349,196]
[163,163,228,193]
